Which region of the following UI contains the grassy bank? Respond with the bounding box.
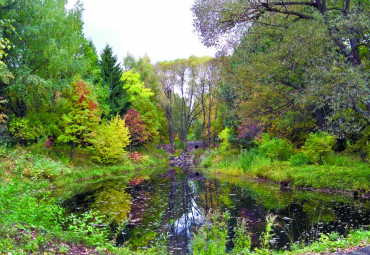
[0,145,168,254]
[200,147,369,191]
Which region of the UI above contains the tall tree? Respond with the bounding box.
[193,0,369,143]
[99,44,128,117]
[156,62,176,145]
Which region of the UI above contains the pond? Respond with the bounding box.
[62,165,370,254]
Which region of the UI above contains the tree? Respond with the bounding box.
[156,61,176,145]
[121,70,154,102]
[99,44,128,117]
[131,95,162,143]
[58,79,101,159]
[192,0,369,67]
[124,108,149,147]
[1,0,101,120]
[87,115,130,164]
[123,53,160,97]
[193,1,369,143]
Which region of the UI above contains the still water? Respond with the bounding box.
[62,166,370,254]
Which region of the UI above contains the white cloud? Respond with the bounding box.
[67,0,215,63]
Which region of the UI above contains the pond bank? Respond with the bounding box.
[199,149,370,193]
[1,148,369,254]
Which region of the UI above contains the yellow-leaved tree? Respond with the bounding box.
[87,115,130,164]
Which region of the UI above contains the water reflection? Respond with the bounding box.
[62,166,370,254]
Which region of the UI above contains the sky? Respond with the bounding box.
[66,0,215,64]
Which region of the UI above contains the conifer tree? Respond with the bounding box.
[99,45,129,117]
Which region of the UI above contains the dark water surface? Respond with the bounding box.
[62,166,370,254]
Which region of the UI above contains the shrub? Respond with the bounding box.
[238,149,260,170]
[8,117,44,144]
[302,132,335,164]
[23,156,72,181]
[290,152,309,166]
[201,150,217,168]
[87,115,130,164]
[219,127,233,155]
[258,134,294,161]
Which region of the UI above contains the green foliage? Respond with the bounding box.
[231,218,251,255]
[121,70,154,102]
[191,211,230,255]
[302,132,336,164]
[219,127,233,154]
[0,180,62,231]
[8,117,44,143]
[201,149,218,168]
[258,134,295,161]
[259,214,277,249]
[123,53,161,97]
[87,115,130,164]
[65,210,110,247]
[23,156,72,181]
[0,97,7,123]
[290,153,308,166]
[0,18,14,84]
[99,44,128,117]
[238,149,261,170]
[58,79,101,147]
[289,229,370,254]
[131,95,162,143]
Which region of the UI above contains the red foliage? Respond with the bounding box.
[128,151,144,163]
[123,108,149,147]
[88,99,98,110]
[129,176,146,186]
[73,80,97,110]
[45,137,53,149]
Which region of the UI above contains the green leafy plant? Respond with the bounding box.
[191,211,230,255]
[65,210,110,247]
[9,117,44,144]
[290,152,309,166]
[302,132,336,164]
[258,134,295,161]
[219,127,233,155]
[231,218,251,254]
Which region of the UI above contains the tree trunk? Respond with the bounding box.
[70,142,75,160]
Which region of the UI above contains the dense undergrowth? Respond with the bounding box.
[201,132,369,191]
[0,143,169,254]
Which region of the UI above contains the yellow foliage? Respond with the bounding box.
[94,187,132,224]
[87,115,130,164]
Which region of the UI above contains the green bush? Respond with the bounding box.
[201,150,218,168]
[8,117,44,144]
[302,132,336,164]
[24,156,72,181]
[258,134,294,161]
[238,149,260,170]
[290,152,309,166]
[219,127,233,155]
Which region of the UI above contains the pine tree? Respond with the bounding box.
[99,45,129,117]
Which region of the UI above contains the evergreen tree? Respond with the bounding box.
[99,45,128,117]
